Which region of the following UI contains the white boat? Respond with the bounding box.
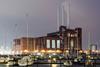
[18,59,27,66]
[18,56,33,66]
[0,57,5,63]
[7,60,15,66]
[6,57,14,62]
[6,57,16,66]
[28,59,33,65]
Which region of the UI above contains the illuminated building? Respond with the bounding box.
[13,26,82,54]
[47,26,82,55]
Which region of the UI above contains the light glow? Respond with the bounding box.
[24,50,29,53]
[34,50,39,53]
[56,50,61,53]
[41,50,45,53]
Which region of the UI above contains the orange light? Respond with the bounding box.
[34,50,39,53]
[79,50,83,53]
[53,58,56,62]
[56,50,61,53]
[66,50,69,53]
[41,50,45,53]
[47,50,55,53]
[24,50,28,53]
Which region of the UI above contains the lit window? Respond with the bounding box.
[70,39,74,48]
[52,40,55,48]
[68,33,70,37]
[71,34,76,37]
[47,40,50,48]
[71,34,73,37]
[57,40,60,48]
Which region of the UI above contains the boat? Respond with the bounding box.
[18,59,27,66]
[18,56,33,66]
[6,57,17,66]
[6,56,14,62]
[0,57,7,64]
[6,56,19,66]
[6,60,16,66]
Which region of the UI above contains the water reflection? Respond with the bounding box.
[52,64,57,67]
[5,65,32,67]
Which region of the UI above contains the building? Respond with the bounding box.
[46,26,82,55]
[12,26,82,54]
[13,37,35,54]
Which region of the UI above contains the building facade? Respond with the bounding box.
[13,26,82,54]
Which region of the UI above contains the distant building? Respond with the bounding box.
[12,26,82,54]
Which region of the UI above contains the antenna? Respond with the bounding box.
[57,6,59,31]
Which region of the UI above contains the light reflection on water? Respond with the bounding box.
[51,64,57,67]
[0,64,59,67]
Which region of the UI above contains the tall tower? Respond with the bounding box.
[61,0,71,28]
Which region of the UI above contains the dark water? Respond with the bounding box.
[0,64,100,67]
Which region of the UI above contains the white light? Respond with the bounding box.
[0,47,12,55]
[37,52,41,56]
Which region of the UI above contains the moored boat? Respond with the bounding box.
[18,56,33,66]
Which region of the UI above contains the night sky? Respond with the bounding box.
[0,0,100,50]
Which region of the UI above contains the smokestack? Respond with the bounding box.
[67,0,71,28]
[57,6,60,31]
[61,3,64,26]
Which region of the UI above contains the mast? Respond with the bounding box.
[4,31,6,55]
[26,14,29,52]
[14,24,18,55]
[77,31,79,57]
[88,32,91,50]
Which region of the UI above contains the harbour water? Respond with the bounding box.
[0,64,100,67]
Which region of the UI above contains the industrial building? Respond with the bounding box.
[12,26,82,55]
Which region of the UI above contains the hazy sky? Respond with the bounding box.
[0,0,100,50]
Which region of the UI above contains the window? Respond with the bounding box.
[47,40,50,48]
[70,39,74,48]
[57,40,60,48]
[52,40,55,48]
[68,33,70,37]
